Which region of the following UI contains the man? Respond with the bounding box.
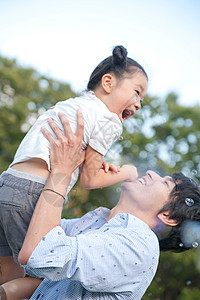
[2,111,200,299]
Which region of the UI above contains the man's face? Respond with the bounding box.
[121,170,176,214]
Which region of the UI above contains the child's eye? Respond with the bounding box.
[135,90,140,95]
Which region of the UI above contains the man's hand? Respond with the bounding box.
[41,110,85,175]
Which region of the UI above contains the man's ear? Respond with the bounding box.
[157,211,178,227]
[101,74,115,94]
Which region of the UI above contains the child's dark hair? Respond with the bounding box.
[87,45,148,91]
[158,172,200,252]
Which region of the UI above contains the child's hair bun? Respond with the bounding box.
[112,45,128,68]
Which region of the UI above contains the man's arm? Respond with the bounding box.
[18,110,85,265]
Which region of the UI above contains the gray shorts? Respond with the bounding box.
[0,172,45,263]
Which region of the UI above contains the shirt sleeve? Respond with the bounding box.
[89,113,122,156]
[25,225,157,293]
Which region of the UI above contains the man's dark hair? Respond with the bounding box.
[158,172,200,253]
[87,45,148,91]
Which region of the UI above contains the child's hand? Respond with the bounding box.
[121,164,138,181]
[101,162,120,173]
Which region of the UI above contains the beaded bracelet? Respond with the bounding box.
[42,188,65,200]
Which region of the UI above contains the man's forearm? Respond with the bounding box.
[18,171,71,265]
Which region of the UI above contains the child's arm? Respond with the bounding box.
[80,145,138,189]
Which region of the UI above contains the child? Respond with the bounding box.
[0,45,148,293]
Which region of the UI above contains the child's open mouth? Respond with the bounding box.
[122,109,134,121]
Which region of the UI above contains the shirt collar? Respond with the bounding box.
[86,91,121,124]
[94,207,110,219]
[108,212,153,231]
[93,207,157,240]
[87,91,111,112]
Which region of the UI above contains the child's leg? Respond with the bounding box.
[0,173,45,285]
[0,257,25,285]
[1,276,42,300]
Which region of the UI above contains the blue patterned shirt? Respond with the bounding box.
[26,207,159,299]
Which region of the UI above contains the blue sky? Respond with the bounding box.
[0,0,200,106]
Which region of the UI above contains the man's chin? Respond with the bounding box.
[121,179,140,191]
[121,181,133,190]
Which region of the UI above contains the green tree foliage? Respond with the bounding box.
[143,250,200,300]
[1,55,200,299]
[0,55,77,171]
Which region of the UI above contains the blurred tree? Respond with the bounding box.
[1,55,200,299]
[0,55,77,171]
[143,250,200,300]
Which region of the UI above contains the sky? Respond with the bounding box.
[0,0,200,106]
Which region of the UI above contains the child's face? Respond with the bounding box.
[108,71,148,122]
